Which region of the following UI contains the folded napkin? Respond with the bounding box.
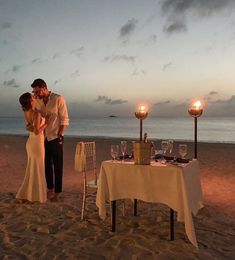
[119,154,133,160]
[164,156,174,161]
[175,157,189,163]
[155,154,173,161]
[74,142,86,172]
[155,154,189,163]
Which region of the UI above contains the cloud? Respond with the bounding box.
[2,39,8,45]
[103,55,136,64]
[71,69,79,77]
[204,90,219,101]
[210,95,235,105]
[162,0,235,16]
[95,96,128,105]
[161,0,235,34]
[12,65,22,73]
[132,68,146,76]
[209,91,218,95]
[205,95,235,116]
[118,18,138,43]
[54,79,61,85]
[52,52,60,60]
[148,34,157,44]
[71,46,84,57]
[2,79,19,88]
[151,100,188,117]
[5,65,23,74]
[31,58,42,64]
[139,34,158,46]
[186,94,235,116]
[1,22,12,30]
[162,62,172,71]
[163,20,187,34]
[154,100,171,106]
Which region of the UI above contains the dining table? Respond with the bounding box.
[96,159,203,248]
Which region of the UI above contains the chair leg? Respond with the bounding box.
[122,200,126,216]
[170,208,174,241]
[81,184,87,221]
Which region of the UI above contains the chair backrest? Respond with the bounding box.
[83,142,96,172]
[75,141,96,172]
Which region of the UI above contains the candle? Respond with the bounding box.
[139,105,146,115]
[193,101,201,110]
[188,100,203,117]
[135,105,148,119]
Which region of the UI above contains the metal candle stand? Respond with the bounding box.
[188,107,203,159]
[135,110,148,141]
[133,108,148,216]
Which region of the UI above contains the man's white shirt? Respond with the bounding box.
[35,92,69,141]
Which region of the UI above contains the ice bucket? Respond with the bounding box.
[133,141,151,165]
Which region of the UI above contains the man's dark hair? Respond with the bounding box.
[31,78,47,89]
[19,92,32,111]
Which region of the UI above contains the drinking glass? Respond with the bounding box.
[150,141,155,160]
[120,141,127,161]
[161,140,169,155]
[168,139,174,155]
[110,145,119,161]
[179,144,187,159]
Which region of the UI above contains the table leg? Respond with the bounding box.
[111,200,116,232]
[170,208,174,240]
[134,199,137,216]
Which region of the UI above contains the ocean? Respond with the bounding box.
[0,116,234,143]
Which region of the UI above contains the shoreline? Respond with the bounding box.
[1,134,235,258]
[1,133,235,145]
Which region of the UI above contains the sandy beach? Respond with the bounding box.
[0,134,235,259]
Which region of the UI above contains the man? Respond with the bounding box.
[31,78,69,201]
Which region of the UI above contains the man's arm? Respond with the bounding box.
[58,96,69,136]
[26,122,34,132]
[57,125,67,137]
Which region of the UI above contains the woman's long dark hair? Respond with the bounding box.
[19,92,32,111]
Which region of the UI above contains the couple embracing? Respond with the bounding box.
[16,78,69,203]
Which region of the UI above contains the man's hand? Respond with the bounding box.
[45,114,51,125]
[26,123,34,132]
[57,125,67,137]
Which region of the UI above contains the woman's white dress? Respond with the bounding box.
[16,129,47,203]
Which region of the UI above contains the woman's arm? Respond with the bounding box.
[23,111,34,132]
[33,111,47,135]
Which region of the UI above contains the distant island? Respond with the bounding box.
[109,115,117,118]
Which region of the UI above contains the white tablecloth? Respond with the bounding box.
[96,159,203,247]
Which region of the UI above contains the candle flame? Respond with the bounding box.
[193,101,201,109]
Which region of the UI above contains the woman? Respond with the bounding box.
[16,92,47,203]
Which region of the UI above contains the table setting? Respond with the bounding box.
[109,139,191,168]
[96,105,203,248]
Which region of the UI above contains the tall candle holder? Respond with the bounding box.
[133,105,148,216]
[135,105,148,141]
[188,101,203,159]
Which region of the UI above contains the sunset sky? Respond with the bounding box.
[1,0,235,117]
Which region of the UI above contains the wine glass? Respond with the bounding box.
[168,139,174,156]
[150,141,155,160]
[120,141,127,162]
[179,144,187,159]
[161,140,169,156]
[110,145,119,161]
